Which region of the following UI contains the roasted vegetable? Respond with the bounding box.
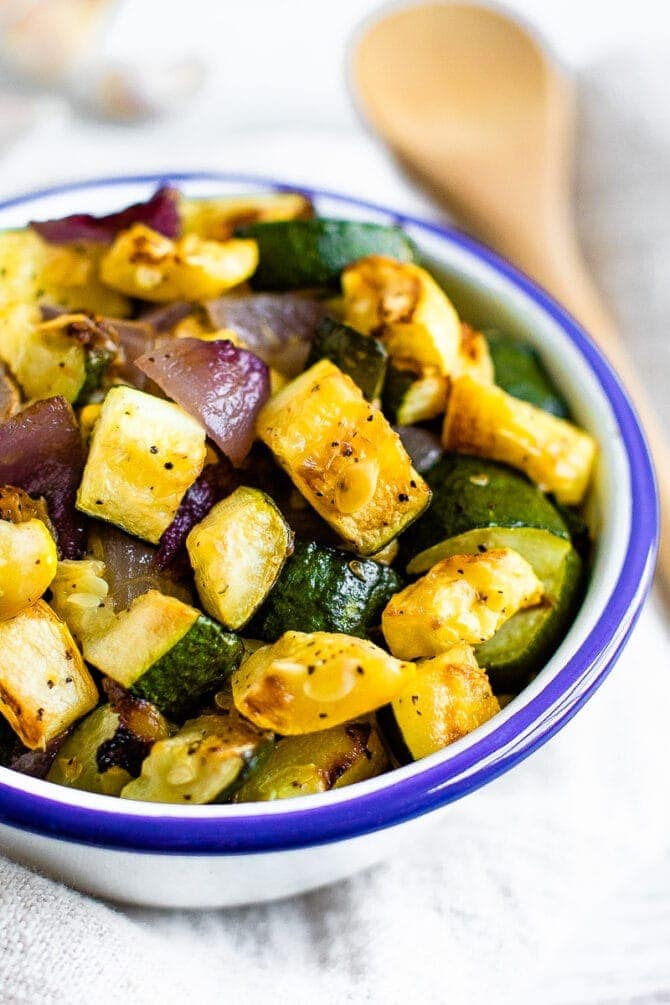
[49,558,115,646]
[0,363,20,421]
[403,454,569,566]
[257,359,431,554]
[181,191,313,240]
[453,323,495,385]
[100,224,258,302]
[76,385,207,544]
[235,717,388,801]
[0,600,97,749]
[382,548,544,660]
[409,526,583,691]
[0,396,86,558]
[485,330,569,417]
[236,219,417,290]
[83,590,244,718]
[187,487,293,630]
[305,316,388,401]
[32,186,180,244]
[232,630,415,734]
[0,518,57,621]
[442,376,597,505]
[47,704,136,796]
[378,644,499,761]
[121,714,273,804]
[341,256,461,376]
[250,539,402,641]
[382,364,447,425]
[136,337,269,467]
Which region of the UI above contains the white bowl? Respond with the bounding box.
[0,173,658,908]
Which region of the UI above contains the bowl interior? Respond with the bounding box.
[0,174,657,850]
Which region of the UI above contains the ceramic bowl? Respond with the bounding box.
[0,174,658,908]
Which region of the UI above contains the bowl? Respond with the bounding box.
[0,173,658,908]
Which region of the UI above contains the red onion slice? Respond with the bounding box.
[0,397,85,557]
[31,185,180,244]
[205,293,326,376]
[155,461,237,573]
[394,426,444,473]
[136,338,269,466]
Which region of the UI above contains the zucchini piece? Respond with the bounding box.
[382,548,544,660]
[0,518,57,621]
[485,330,569,418]
[416,527,583,690]
[403,454,569,565]
[100,224,258,302]
[232,630,415,734]
[305,316,388,401]
[342,256,461,376]
[442,375,597,505]
[382,364,447,425]
[0,600,98,749]
[187,487,293,630]
[180,192,313,240]
[250,539,402,641]
[121,714,273,804]
[49,558,115,646]
[47,704,134,796]
[236,219,417,290]
[378,643,499,762]
[76,385,207,544]
[257,359,431,555]
[234,717,388,801]
[83,590,244,718]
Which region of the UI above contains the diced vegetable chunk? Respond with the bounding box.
[76,385,207,543]
[235,717,388,801]
[454,324,494,385]
[83,589,244,717]
[100,224,258,302]
[382,364,447,425]
[187,487,293,630]
[232,630,415,734]
[180,192,313,240]
[342,256,461,377]
[442,376,597,505]
[49,558,115,646]
[47,704,134,796]
[250,539,402,641]
[382,548,544,660]
[305,316,388,401]
[121,714,273,804]
[256,359,431,554]
[0,519,57,621]
[0,600,98,749]
[379,643,499,761]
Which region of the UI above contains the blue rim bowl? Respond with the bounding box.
[0,172,659,855]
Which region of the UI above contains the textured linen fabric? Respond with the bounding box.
[0,52,669,1005]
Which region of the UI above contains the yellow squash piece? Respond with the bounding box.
[180,192,313,241]
[0,518,57,621]
[234,717,388,801]
[0,600,98,749]
[389,644,500,760]
[187,487,293,630]
[49,558,115,647]
[76,385,207,544]
[443,375,597,505]
[256,359,431,554]
[453,323,494,384]
[382,548,544,660]
[232,630,415,734]
[341,255,461,376]
[100,223,258,302]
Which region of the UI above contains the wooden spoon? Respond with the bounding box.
[353,2,667,591]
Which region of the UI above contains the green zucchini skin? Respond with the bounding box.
[485,331,570,418]
[130,615,244,719]
[75,345,116,405]
[402,453,569,564]
[306,316,388,400]
[250,539,403,641]
[381,364,417,424]
[375,705,413,766]
[475,546,584,691]
[236,219,418,290]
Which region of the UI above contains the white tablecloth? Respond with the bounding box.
[0,36,669,1005]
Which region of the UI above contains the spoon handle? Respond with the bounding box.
[516,238,667,594]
